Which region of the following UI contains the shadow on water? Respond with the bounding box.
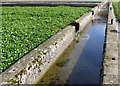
[37,6,108,85]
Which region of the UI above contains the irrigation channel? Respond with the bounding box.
[37,5,108,85]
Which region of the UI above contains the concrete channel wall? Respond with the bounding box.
[75,0,107,32]
[0,1,107,85]
[102,1,119,85]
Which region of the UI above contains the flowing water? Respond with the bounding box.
[37,6,108,85]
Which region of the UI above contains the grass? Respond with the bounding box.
[1,6,91,72]
[113,2,120,22]
[112,0,120,2]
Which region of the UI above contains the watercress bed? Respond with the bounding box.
[113,2,120,22]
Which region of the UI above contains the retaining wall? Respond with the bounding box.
[0,1,107,85]
[102,1,119,85]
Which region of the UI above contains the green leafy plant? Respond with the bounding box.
[113,2,120,22]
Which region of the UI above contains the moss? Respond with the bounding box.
[55,40,59,44]
[35,58,39,62]
[56,59,69,67]
[102,55,105,58]
[38,55,41,58]
[58,37,63,40]
[40,51,44,55]
[14,69,27,77]
[105,57,111,59]
[32,57,42,65]
[32,60,37,63]
[102,56,110,59]
[29,62,33,65]
[15,69,26,78]
[39,51,47,55]
[47,47,51,50]
[8,79,17,84]
[102,60,106,62]
[52,42,55,45]
[62,34,66,36]
[15,75,18,78]
[21,69,27,73]
[52,38,62,45]
[105,64,109,66]
[15,72,21,78]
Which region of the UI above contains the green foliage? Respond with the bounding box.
[113,2,120,22]
[1,6,91,72]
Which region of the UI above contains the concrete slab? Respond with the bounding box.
[102,1,119,85]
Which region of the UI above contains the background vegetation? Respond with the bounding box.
[113,2,120,22]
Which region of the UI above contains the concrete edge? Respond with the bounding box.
[75,0,107,32]
[102,1,119,84]
[0,1,107,85]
